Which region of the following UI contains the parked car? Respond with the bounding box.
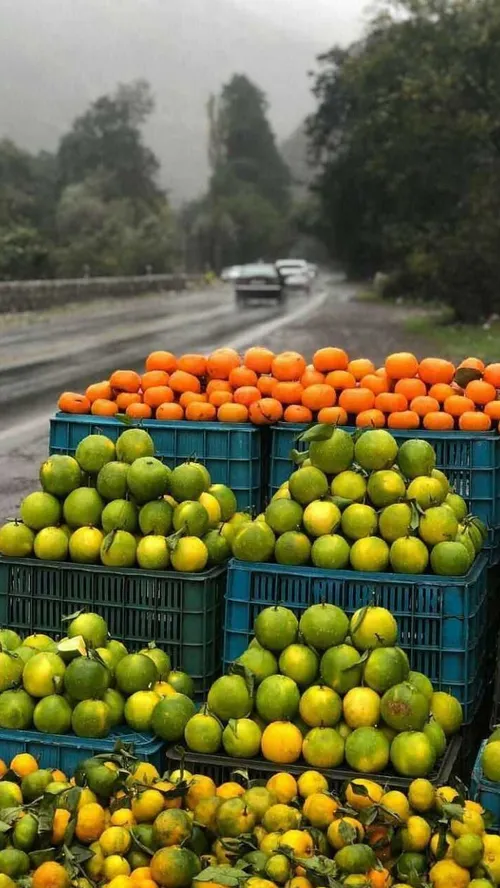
[275,259,312,293]
[234,263,285,307]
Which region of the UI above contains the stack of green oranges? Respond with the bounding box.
[0,612,195,741]
[181,601,463,778]
[231,427,486,576]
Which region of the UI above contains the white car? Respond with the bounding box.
[220,265,242,282]
[275,259,313,292]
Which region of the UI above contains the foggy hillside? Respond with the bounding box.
[0,0,325,203]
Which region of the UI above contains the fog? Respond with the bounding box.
[0,0,366,201]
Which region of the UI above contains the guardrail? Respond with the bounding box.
[0,273,203,314]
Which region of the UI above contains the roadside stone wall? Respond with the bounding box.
[0,274,201,314]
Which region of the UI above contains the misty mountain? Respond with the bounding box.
[0,0,324,203]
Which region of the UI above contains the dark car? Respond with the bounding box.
[234,263,285,307]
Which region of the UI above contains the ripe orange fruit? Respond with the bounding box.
[257,375,276,396]
[375,392,408,413]
[207,348,241,379]
[483,363,500,388]
[325,370,356,390]
[428,383,455,403]
[86,381,113,402]
[218,402,249,423]
[348,358,375,380]
[272,351,307,382]
[459,411,492,431]
[141,370,170,390]
[458,356,485,372]
[484,401,500,420]
[145,351,177,373]
[302,384,336,411]
[32,861,70,888]
[177,354,207,376]
[126,403,153,419]
[444,394,475,416]
[362,374,389,396]
[169,370,201,394]
[272,381,304,404]
[248,398,283,424]
[418,357,455,385]
[301,366,326,388]
[186,402,217,421]
[284,405,313,423]
[206,379,233,394]
[385,352,419,379]
[387,410,420,429]
[394,378,427,401]
[91,399,119,416]
[58,392,91,414]
[229,366,258,388]
[179,391,207,408]
[116,392,142,410]
[410,395,440,417]
[423,412,454,430]
[313,347,348,372]
[209,390,233,407]
[156,402,184,420]
[233,386,262,406]
[339,387,375,414]
[144,386,175,408]
[244,346,275,374]
[465,379,497,405]
[317,406,348,424]
[109,370,142,393]
[11,753,38,777]
[356,409,386,428]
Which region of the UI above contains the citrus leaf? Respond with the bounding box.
[454,367,483,389]
[338,820,358,844]
[298,423,334,443]
[61,609,85,623]
[329,495,353,511]
[290,448,309,465]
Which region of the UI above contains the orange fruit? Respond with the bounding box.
[444,394,475,416]
[91,399,119,416]
[257,376,276,396]
[185,402,217,421]
[348,358,375,380]
[423,412,454,430]
[385,352,419,379]
[284,405,313,423]
[145,351,177,373]
[116,392,142,410]
[58,392,91,414]
[209,390,233,407]
[177,354,207,377]
[394,378,427,401]
[325,370,356,390]
[302,384,336,411]
[428,383,455,403]
[375,392,408,413]
[484,401,500,420]
[313,347,348,372]
[206,379,233,395]
[272,381,304,405]
[317,405,348,424]
[272,351,307,382]
[483,363,500,388]
[301,366,325,388]
[339,388,375,414]
[356,408,385,428]
[156,402,184,420]
[458,356,485,372]
[459,411,492,431]
[86,381,113,402]
[169,370,201,394]
[410,395,440,417]
[144,386,175,409]
[207,348,241,379]
[362,374,389,396]
[217,402,249,423]
[109,370,142,393]
[244,346,275,374]
[231,386,260,406]
[229,366,259,388]
[418,357,455,385]
[465,379,497,405]
[387,410,420,429]
[141,371,170,390]
[248,398,283,424]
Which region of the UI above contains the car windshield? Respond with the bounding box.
[239,264,278,277]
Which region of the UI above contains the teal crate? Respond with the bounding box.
[49,413,264,512]
[268,424,500,563]
[0,558,226,698]
[223,556,490,724]
[0,725,164,774]
[471,740,500,827]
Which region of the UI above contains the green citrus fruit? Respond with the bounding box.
[127,457,171,504]
[184,709,223,754]
[68,612,108,647]
[63,488,104,528]
[345,726,390,773]
[222,717,261,757]
[341,503,378,540]
[264,499,303,535]
[390,536,429,574]
[0,689,34,729]
[334,843,377,874]
[367,470,406,508]
[136,535,170,570]
[139,500,173,536]
[430,691,463,735]
[170,537,208,572]
[354,429,398,471]
[397,439,436,479]
[378,502,413,543]
[309,428,354,474]
[303,500,341,537]
[254,606,298,651]
[380,682,430,731]
[320,644,362,694]
[331,470,367,502]
[430,541,472,576]
[407,476,446,509]
[33,694,72,733]
[40,454,82,497]
[288,466,329,505]
[96,461,130,500]
[482,740,500,781]
[274,530,311,565]
[207,674,252,721]
[0,630,21,651]
[350,606,398,651]
[350,537,390,572]
[445,493,468,522]
[33,526,69,561]
[124,690,161,731]
[256,674,300,722]
[303,725,344,768]
[208,484,237,520]
[69,527,104,564]
[103,687,125,726]
[311,534,350,569]
[115,653,158,695]
[101,500,138,534]
[0,651,23,691]
[20,491,61,531]
[279,644,318,687]
[408,671,434,700]
[116,429,155,463]
[64,655,109,700]
[72,699,111,738]
[202,530,231,566]
[22,651,66,697]
[151,693,196,741]
[0,522,34,558]
[424,717,447,757]
[100,530,137,567]
[299,684,341,727]
[390,731,436,777]
[299,603,349,650]
[167,671,194,698]
[363,647,409,694]
[75,434,116,473]
[169,463,207,502]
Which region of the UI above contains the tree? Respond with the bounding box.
[57,80,161,207]
[210,74,291,212]
[308,0,500,319]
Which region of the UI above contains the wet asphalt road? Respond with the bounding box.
[0,277,343,518]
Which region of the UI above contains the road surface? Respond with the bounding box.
[0,273,431,518]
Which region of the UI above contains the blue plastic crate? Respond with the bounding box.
[0,725,165,774]
[223,555,490,724]
[268,424,500,564]
[49,413,264,512]
[0,558,226,698]
[471,740,500,827]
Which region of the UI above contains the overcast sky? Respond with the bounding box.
[237,0,370,46]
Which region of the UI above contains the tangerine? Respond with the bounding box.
[465,379,497,405]
[483,363,500,387]
[356,409,385,428]
[144,386,175,408]
[362,374,389,396]
[109,370,141,393]
[145,351,177,373]
[418,358,455,385]
[58,392,91,414]
[428,383,455,403]
[410,395,440,417]
[207,348,241,379]
[317,406,348,424]
[177,354,207,376]
[459,412,492,431]
[217,403,249,422]
[388,410,420,429]
[339,388,375,414]
[116,392,142,410]
[444,394,475,416]
[394,378,427,400]
[92,398,119,416]
[325,370,356,390]
[348,358,375,380]
[169,371,201,394]
[272,381,304,404]
[156,403,184,420]
[375,392,408,413]
[86,381,113,402]
[385,352,419,379]
[141,371,170,390]
[185,402,217,421]
[244,346,275,374]
[248,398,283,424]
[229,366,258,388]
[302,384,336,411]
[301,366,325,387]
[284,405,313,423]
[272,351,307,382]
[313,347,349,372]
[423,412,454,430]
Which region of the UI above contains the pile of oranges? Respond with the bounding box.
[58,347,500,431]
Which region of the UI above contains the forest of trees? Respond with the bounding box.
[307,0,500,320]
[0,73,296,279]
